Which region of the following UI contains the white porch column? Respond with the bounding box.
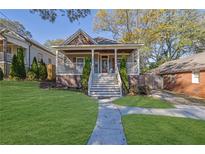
[91,49,94,72]
[114,48,117,73]
[137,49,140,75]
[56,50,58,75]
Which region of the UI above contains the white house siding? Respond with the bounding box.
[29,45,55,67]
[0,32,56,76]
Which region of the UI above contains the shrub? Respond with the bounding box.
[31,57,39,79]
[81,57,91,93]
[39,59,48,80]
[9,54,18,79]
[27,70,37,81]
[119,57,129,94]
[17,48,26,79]
[138,85,151,95]
[9,48,26,80]
[0,67,4,80]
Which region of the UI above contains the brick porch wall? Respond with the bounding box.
[56,75,82,88]
[163,71,205,98]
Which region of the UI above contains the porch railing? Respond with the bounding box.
[88,68,93,96]
[116,66,122,96]
[0,52,13,63]
[57,62,84,75]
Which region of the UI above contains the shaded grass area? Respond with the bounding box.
[113,95,174,108]
[0,81,98,144]
[122,115,205,145]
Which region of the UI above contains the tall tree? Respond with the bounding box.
[30,9,90,23]
[134,10,205,68]
[17,48,26,79]
[0,18,32,38]
[94,9,205,72]
[94,10,138,40]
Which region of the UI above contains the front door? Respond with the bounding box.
[101,56,108,73]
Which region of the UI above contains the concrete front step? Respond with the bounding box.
[91,95,121,98]
[90,91,121,95]
[91,85,120,88]
[90,73,121,97]
[92,82,118,85]
[90,89,120,92]
[90,87,120,90]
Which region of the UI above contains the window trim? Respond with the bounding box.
[192,71,200,84]
[37,53,43,62]
[76,57,85,64]
[48,58,52,64]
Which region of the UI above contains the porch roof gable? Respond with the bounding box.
[52,43,143,50]
[63,29,98,45]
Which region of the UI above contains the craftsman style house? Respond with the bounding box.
[53,29,142,97]
[0,28,56,76]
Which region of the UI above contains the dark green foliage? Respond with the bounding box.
[9,54,18,79]
[38,59,48,80]
[17,48,26,79]
[81,57,91,93]
[138,85,151,95]
[0,67,3,80]
[30,9,91,23]
[120,57,129,94]
[31,57,39,79]
[9,48,26,80]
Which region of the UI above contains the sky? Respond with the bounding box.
[0,9,113,44]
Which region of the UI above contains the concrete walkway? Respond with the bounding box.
[87,98,127,145]
[87,97,205,145]
[117,104,205,120]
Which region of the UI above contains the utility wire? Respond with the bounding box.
[0,11,28,38]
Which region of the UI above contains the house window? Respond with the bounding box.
[7,47,11,53]
[192,71,200,84]
[76,57,84,64]
[48,58,52,64]
[37,53,43,62]
[76,57,84,68]
[117,58,122,68]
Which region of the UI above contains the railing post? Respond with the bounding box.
[56,50,58,75]
[114,48,117,73]
[137,49,140,75]
[91,49,94,73]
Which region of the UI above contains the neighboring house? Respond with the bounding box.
[0,28,56,76]
[53,29,142,97]
[153,52,205,98]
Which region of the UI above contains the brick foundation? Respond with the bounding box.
[56,75,82,88]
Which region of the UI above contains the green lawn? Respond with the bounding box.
[0,81,98,144]
[113,95,174,108]
[122,115,205,144]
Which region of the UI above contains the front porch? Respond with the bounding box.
[56,48,139,75]
[53,29,142,97]
[0,39,27,76]
[55,45,141,97]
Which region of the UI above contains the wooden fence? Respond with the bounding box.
[137,73,163,90]
[47,64,56,81]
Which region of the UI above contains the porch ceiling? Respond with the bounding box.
[61,49,134,54]
[53,43,143,51]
